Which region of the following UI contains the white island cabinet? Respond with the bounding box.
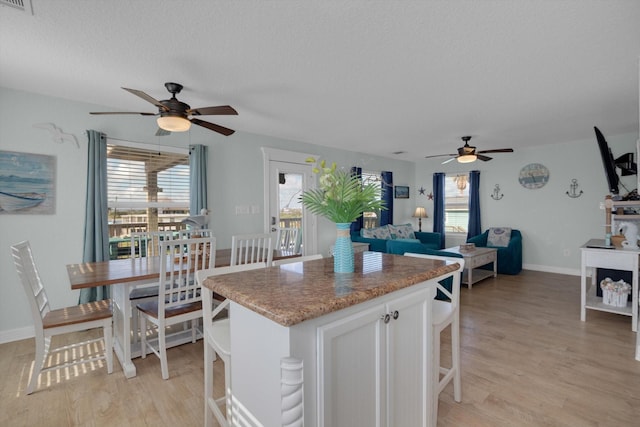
[204,252,461,427]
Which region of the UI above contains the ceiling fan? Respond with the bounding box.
[90,82,238,136]
[425,136,514,164]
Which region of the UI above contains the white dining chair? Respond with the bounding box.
[230,233,273,266]
[138,236,215,380]
[178,228,215,239]
[198,262,270,427]
[404,252,465,424]
[272,253,323,266]
[11,240,113,395]
[275,227,301,255]
[129,230,177,344]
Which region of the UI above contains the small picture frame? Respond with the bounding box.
[394,185,409,199]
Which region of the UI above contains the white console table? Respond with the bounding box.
[580,239,639,332]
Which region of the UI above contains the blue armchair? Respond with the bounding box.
[467,229,522,275]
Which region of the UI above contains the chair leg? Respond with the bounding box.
[452,316,462,402]
[432,327,442,426]
[204,340,214,427]
[159,326,169,380]
[140,316,147,359]
[104,321,114,374]
[191,319,197,343]
[224,354,232,424]
[26,334,48,395]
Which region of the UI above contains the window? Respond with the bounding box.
[107,142,190,244]
[444,173,469,233]
[362,171,383,228]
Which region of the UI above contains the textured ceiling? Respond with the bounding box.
[1,0,639,161]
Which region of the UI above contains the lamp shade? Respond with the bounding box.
[413,206,428,218]
[157,115,191,132]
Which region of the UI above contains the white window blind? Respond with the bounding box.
[107,141,190,237]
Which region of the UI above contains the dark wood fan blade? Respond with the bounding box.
[190,118,235,136]
[424,153,457,159]
[188,105,238,116]
[477,154,493,161]
[477,148,514,154]
[122,87,168,111]
[90,111,156,115]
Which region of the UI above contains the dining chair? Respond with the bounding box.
[197,262,270,427]
[129,230,177,345]
[138,236,215,380]
[404,252,465,424]
[272,253,323,266]
[11,240,113,395]
[275,227,301,255]
[230,233,274,266]
[178,228,215,239]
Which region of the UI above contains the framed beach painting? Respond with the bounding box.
[0,150,56,214]
[394,185,409,199]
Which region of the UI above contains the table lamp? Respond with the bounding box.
[412,206,428,232]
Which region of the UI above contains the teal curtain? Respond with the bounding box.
[380,171,393,226]
[79,130,110,303]
[467,170,482,240]
[433,173,445,249]
[189,144,208,215]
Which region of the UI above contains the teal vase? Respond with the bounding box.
[333,223,354,273]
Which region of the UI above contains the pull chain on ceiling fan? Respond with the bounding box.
[90,82,238,136]
[424,136,514,164]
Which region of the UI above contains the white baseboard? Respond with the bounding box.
[523,263,581,277]
[0,326,34,344]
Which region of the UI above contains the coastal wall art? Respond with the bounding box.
[0,150,56,214]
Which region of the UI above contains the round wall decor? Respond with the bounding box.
[518,163,549,189]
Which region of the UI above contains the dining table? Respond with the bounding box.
[66,248,298,378]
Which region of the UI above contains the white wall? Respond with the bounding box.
[0,87,415,342]
[415,131,639,275]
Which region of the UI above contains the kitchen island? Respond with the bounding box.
[203,251,461,427]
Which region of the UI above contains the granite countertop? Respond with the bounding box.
[202,251,460,327]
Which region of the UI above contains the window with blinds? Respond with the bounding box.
[362,171,383,228]
[107,142,190,239]
[444,173,469,233]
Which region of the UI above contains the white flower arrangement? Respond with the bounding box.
[599,277,631,307]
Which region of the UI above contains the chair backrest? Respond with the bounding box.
[230,233,273,266]
[157,236,216,318]
[276,227,301,255]
[130,231,176,258]
[178,228,215,239]
[11,241,49,330]
[403,253,465,308]
[197,262,269,328]
[272,253,323,266]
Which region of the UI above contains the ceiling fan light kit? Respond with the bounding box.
[90,82,237,136]
[457,154,477,163]
[425,136,514,164]
[157,115,191,132]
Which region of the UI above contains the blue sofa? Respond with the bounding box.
[467,229,522,275]
[351,230,442,253]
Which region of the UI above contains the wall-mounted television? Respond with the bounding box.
[594,126,620,195]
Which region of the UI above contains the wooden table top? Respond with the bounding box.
[202,251,461,327]
[67,248,299,289]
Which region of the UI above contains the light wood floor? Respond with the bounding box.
[1,270,639,426]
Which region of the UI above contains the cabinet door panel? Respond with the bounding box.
[317,304,386,427]
[387,289,429,427]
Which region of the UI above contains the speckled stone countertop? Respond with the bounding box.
[202,251,460,327]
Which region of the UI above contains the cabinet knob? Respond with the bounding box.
[392,310,399,320]
[381,313,391,324]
